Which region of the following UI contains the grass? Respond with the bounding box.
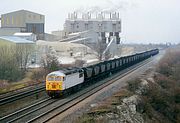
[113,89,131,98]
[0,82,26,94]
[0,70,43,94]
[75,114,96,123]
[88,104,112,115]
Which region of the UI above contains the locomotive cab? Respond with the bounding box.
[46,71,66,97]
[46,69,84,98]
[46,75,64,90]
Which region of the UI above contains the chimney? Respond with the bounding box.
[75,12,77,19]
[87,12,90,19]
[68,13,70,19]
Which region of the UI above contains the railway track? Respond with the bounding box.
[0,82,45,97]
[0,97,55,123]
[0,55,156,123]
[0,84,45,106]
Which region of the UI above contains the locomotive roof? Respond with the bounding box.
[48,68,83,76]
[47,71,65,76]
[62,68,83,75]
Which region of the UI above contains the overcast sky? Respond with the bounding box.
[0,0,180,44]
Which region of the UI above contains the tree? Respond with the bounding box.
[0,43,34,81]
[41,46,60,72]
[0,45,21,81]
[94,39,107,61]
[15,44,34,72]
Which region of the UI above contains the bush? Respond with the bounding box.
[0,44,33,82]
[152,48,180,122]
[0,57,24,81]
[31,68,47,82]
[155,74,175,89]
[75,114,96,123]
[157,49,180,77]
[127,78,140,92]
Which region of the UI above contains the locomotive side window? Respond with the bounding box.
[63,77,66,81]
[79,72,83,78]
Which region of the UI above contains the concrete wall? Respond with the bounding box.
[64,20,121,33]
[51,30,66,40]
[0,28,21,36]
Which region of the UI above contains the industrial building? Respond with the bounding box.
[0,36,35,67]
[0,36,35,45]
[14,32,37,41]
[0,10,45,39]
[59,12,122,59]
[0,36,35,51]
[64,12,121,44]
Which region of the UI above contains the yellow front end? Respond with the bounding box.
[46,76,63,90]
[46,76,64,97]
[46,81,63,90]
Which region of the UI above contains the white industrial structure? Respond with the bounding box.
[64,12,121,43]
[62,12,122,58]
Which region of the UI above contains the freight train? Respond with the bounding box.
[46,49,159,98]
